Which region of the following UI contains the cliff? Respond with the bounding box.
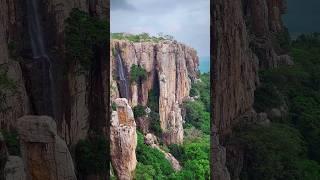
[212,0,289,179]
[110,39,199,145]
[111,98,137,180]
[0,0,109,179]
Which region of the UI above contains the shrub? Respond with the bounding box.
[130,65,147,84]
[149,111,162,137]
[183,100,210,134]
[168,144,184,161]
[253,83,282,113]
[75,135,108,175]
[133,105,146,118]
[189,86,199,97]
[1,130,20,156]
[65,8,108,71]
[111,102,117,111]
[231,124,309,180]
[135,132,174,178]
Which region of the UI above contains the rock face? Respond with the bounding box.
[212,0,289,178]
[110,98,137,180]
[0,0,110,179]
[4,156,26,180]
[17,116,76,180]
[0,0,30,130]
[0,0,108,146]
[111,40,199,144]
[211,126,230,180]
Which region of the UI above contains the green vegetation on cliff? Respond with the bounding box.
[75,135,108,176]
[130,65,147,84]
[65,8,108,71]
[134,73,210,179]
[111,32,174,43]
[234,33,320,180]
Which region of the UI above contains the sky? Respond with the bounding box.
[284,0,320,35]
[110,0,210,58]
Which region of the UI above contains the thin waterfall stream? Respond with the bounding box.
[115,49,129,99]
[26,0,56,117]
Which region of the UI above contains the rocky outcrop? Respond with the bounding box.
[212,0,289,178]
[144,133,182,171]
[110,98,137,180]
[111,40,199,144]
[17,116,76,180]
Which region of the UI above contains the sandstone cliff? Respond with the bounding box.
[212,0,289,179]
[110,39,199,144]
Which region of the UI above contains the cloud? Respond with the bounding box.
[111,0,210,57]
[110,0,135,11]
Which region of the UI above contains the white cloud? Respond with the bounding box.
[111,0,210,57]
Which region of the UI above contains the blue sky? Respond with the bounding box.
[110,0,210,58]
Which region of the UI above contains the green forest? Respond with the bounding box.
[230,33,320,180]
[134,73,210,180]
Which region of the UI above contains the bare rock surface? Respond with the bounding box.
[212,0,289,178]
[17,115,76,180]
[111,98,137,180]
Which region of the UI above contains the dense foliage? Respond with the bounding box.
[133,104,146,118]
[130,65,147,84]
[0,130,20,156]
[135,132,174,179]
[75,135,108,175]
[134,72,210,179]
[65,8,108,71]
[190,73,210,111]
[183,73,210,134]
[111,32,174,42]
[235,33,320,179]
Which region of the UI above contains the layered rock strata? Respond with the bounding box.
[110,40,199,144]
[17,116,76,180]
[110,98,137,180]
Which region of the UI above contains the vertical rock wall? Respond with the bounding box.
[212,0,289,179]
[110,40,199,144]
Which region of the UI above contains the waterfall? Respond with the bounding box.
[26,0,55,117]
[115,49,129,99]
